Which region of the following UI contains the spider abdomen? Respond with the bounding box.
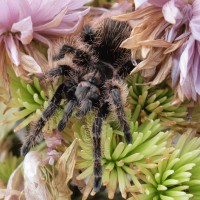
[83,18,132,67]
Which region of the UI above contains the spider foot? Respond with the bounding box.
[93,176,102,193]
[21,143,30,157]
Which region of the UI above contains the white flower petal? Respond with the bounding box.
[21,53,42,74]
[24,152,51,200]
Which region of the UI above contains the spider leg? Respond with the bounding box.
[21,81,71,156]
[54,44,92,68]
[118,59,141,78]
[40,65,72,79]
[92,103,109,192]
[76,99,93,117]
[110,88,132,144]
[58,99,78,131]
[53,45,76,60]
[81,25,95,45]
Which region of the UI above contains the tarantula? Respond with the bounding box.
[21,17,136,192]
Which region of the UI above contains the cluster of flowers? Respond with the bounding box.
[0,0,199,200]
[114,0,200,101]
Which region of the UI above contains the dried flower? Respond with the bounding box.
[113,0,200,101]
[23,151,51,200]
[43,131,63,165]
[44,149,61,166]
[0,102,16,144]
[40,139,79,199]
[4,163,24,200]
[44,130,62,148]
[0,164,24,200]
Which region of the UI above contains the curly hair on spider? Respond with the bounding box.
[21,17,137,192]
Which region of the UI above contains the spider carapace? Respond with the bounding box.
[21,17,136,192]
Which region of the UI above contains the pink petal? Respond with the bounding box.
[111,0,132,12]
[171,52,181,87]
[190,0,200,41]
[20,53,42,74]
[165,19,182,42]
[39,8,90,36]
[29,0,91,25]
[5,164,24,200]
[0,0,20,30]
[27,0,66,24]
[192,41,200,94]
[33,33,51,46]
[171,41,188,87]
[162,0,182,24]
[11,16,33,45]
[130,0,149,9]
[181,72,197,100]
[0,38,9,90]
[33,7,68,31]
[148,0,168,7]
[179,36,195,84]
[45,131,62,148]
[65,0,92,10]
[4,35,20,66]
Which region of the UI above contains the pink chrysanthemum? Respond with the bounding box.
[114,0,200,101]
[0,0,91,87]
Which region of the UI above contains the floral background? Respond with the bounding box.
[0,0,200,200]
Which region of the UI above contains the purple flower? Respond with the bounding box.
[160,0,200,100]
[43,130,62,165]
[44,149,61,165]
[0,0,91,86]
[44,130,62,148]
[118,0,200,100]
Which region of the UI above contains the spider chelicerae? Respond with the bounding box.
[21,17,136,192]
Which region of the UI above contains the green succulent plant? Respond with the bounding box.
[73,116,172,199]
[127,74,187,127]
[0,153,22,184]
[128,132,200,200]
[0,69,48,132]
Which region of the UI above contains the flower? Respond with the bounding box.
[44,149,61,165]
[44,130,62,148]
[43,130,63,165]
[113,0,200,101]
[0,0,91,87]
[23,151,51,200]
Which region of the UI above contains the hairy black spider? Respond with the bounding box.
[21,17,137,192]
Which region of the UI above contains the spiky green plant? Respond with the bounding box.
[127,74,187,127]
[128,132,200,200]
[74,116,172,199]
[0,69,49,132]
[0,153,22,184]
[0,68,66,134]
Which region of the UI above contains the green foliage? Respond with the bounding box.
[0,69,48,132]
[127,74,187,127]
[130,133,200,200]
[0,153,23,184]
[74,116,172,199]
